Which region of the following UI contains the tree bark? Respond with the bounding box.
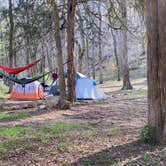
[146,0,166,144]
[76,41,84,73]
[98,0,103,84]
[8,0,14,92]
[67,0,77,102]
[112,31,121,81]
[92,38,96,80]
[86,36,90,77]
[50,0,66,100]
[121,0,132,90]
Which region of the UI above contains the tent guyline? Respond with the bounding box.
[0,59,41,75]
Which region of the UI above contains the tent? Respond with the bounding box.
[48,72,106,100]
[10,81,44,100]
[76,72,106,100]
[49,85,60,96]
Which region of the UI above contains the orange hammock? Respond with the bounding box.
[0,59,40,74]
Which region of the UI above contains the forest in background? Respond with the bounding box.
[0,0,145,83]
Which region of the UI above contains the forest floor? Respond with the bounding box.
[0,78,166,166]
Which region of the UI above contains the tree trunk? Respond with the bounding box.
[51,0,66,100]
[46,42,53,72]
[146,0,166,144]
[92,38,96,80]
[67,0,77,102]
[112,31,121,81]
[86,36,90,77]
[76,41,84,73]
[98,0,103,84]
[121,0,132,90]
[8,0,14,92]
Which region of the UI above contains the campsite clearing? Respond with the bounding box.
[0,78,165,165]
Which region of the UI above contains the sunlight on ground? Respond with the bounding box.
[99,78,147,99]
[0,77,164,166]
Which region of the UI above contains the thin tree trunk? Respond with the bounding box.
[121,0,132,90]
[92,38,96,80]
[86,36,90,77]
[77,7,85,74]
[46,42,53,72]
[8,0,14,92]
[51,0,66,100]
[112,31,121,81]
[76,41,84,73]
[146,0,166,144]
[98,0,103,84]
[67,0,77,102]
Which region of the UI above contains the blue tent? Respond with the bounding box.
[49,72,106,100]
[76,72,106,100]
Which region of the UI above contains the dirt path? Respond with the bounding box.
[0,96,147,128]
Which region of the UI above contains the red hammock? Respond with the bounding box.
[0,59,40,74]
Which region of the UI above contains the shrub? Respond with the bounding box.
[140,124,157,145]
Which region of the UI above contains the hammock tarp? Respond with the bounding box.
[0,59,40,74]
[0,70,51,85]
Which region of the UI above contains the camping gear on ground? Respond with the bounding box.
[76,72,106,100]
[0,59,41,74]
[40,82,50,92]
[10,81,44,100]
[49,85,60,96]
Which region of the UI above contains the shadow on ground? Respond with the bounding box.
[71,140,164,166]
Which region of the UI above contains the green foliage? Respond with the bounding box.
[16,112,31,119]
[0,122,93,156]
[0,127,31,137]
[0,143,10,154]
[141,154,160,166]
[39,122,88,135]
[0,122,89,138]
[0,112,12,121]
[140,125,157,145]
[111,127,122,136]
[0,81,8,98]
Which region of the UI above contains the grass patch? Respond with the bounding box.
[0,123,92,138]
[16,112,31,119]
[39,122,91,136]
[0,112,12,121]
[0,143,10,154]
[50,149,59,155]
[0,122,93,156]
[111,127,122,136]
[0,127,32,137]
[115,89,147,99]
[141,154,160,166]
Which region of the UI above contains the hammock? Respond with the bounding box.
[0,59,40,74]
[0,70,51,85]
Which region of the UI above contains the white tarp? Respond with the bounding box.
[76,78,106,100]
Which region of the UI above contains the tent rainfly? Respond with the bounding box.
[76,72,106,100]
[10,81,44,100]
